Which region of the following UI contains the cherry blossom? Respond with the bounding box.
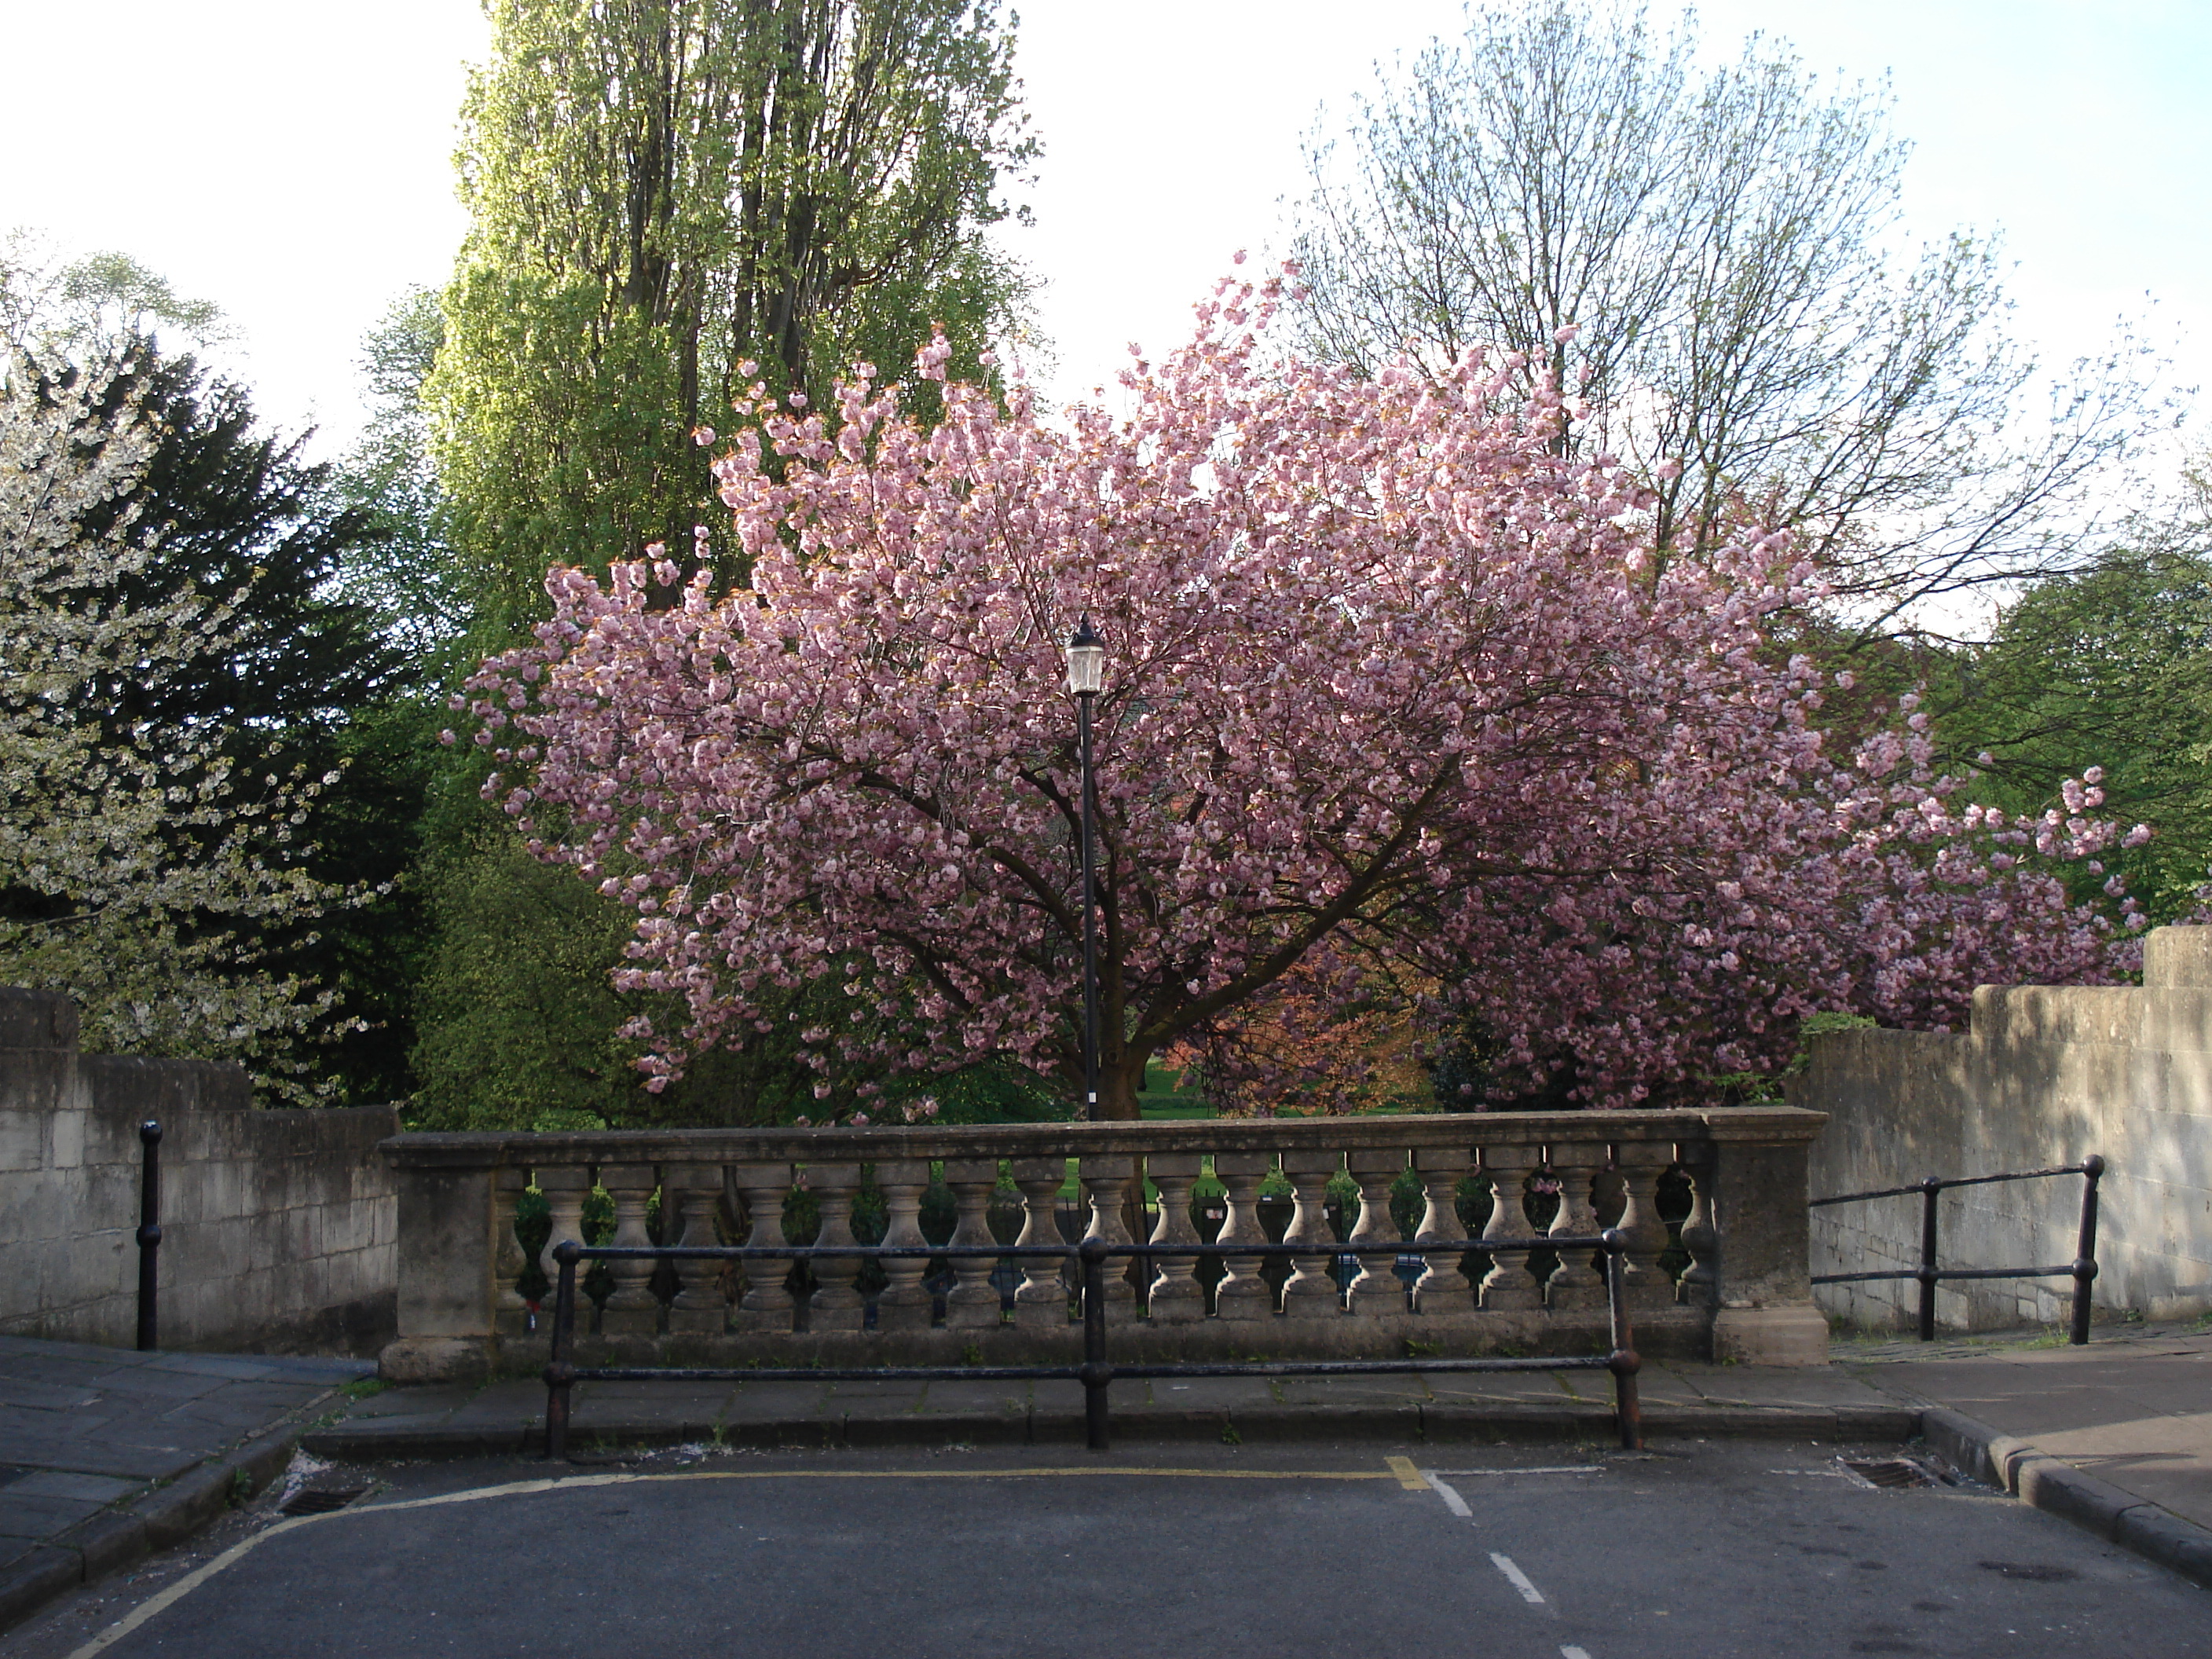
[462,275,2144,1115]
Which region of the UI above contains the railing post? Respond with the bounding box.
[1078,1156,1138,1323]
[1602,1229,1642,1452]
[806,1162,869,1333]
[877,1159,938,1331]
[1917,1176,1941,1342]
[1079,1237,1111,1452]
[1542,1145,1607,1312]
[544,1240,580,1461]
[1210,1152,1276,1320]
[943,1159,1005,1330]
[666,1163,731,1338]
[1412,1146,1477,1316]
[731,1164,796,1333]
[1478,1147,1543,1310]
[136,1120,162,1352]
[1345,1150,1408,1317]
[1279,1151,1343,1317]
[2071,1155,2104,1346]
[1143,1155,1207,1323]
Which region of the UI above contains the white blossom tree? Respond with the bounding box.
[0,355,362,1097]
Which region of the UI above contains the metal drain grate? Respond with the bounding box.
[1842,1458,1935,1489]
[280,1487,366,1517]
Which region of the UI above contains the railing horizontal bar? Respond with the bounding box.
[558,1236,1599,1262]
[560,1354,1618,1386]
[1811,1164,2092,1207]
[1934,1166,2089,1191]
[1808,1186,1927,1207]
[1109,1357,1615,1378]
[1811,1265,2078,1286]
[569,1364,1075,1383]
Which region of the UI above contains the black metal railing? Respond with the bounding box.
[136,1119,162,1352]
[1810,1155,2104,1343]
[542,1232,1644,1459]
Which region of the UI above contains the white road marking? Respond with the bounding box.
[1430,1466,1602,1477]
[59,1464,1421,1658]
[1490,1551,1547,1605]
[1562,1646,1594,1658]
[1425,1474,1472,1517]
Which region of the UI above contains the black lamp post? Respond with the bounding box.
[1066,614,1105,1122]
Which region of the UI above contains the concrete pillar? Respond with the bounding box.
[379,1153,498,1383]
[1706,1108,1830,1365]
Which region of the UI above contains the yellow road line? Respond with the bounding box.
[1385,1456,1430,1491]
[64,1460,1413,1659]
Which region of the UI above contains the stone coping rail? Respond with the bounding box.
[375,1107,1829,1384]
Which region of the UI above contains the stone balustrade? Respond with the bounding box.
[377,1106,1828,1382]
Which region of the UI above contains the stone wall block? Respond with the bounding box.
[1797,925,2212,1331]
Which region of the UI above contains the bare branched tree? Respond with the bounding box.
[1287,0,2178,639]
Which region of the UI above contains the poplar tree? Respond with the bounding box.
[430,0,1037,640]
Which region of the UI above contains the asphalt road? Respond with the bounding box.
[6,1437,2209,1658]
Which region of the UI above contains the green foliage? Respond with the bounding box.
[2,229,228,361]
[430,0,1038,643]
[407,826,643,1130]
[407,2,1041,1126]
[1136,1061,1213,1119]
[409,785,1072,1129]
[1941,541,2212,921]
[328,288,471,690]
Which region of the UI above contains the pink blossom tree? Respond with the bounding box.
[456,273,2145,1117]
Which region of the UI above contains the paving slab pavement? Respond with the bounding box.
[1840,1320,2212,1534]
[0,1336,371,1635]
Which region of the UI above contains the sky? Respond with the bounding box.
[2,0,2205,473]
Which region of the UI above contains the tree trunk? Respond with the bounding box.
[1096,1059,1144,1122]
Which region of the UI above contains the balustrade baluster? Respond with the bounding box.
[1346,1151,1408,1317]
[943,1159,1004,1330]
[1478,1147,1544,1311]
[1144,1155,1206,1324]
[493,1166,531,1340]
[1079,1156,1138,1321]
[665,1162,728,1338]
[1279,1151,1342,1317]
[1675,1145,1718,1309]
[1011,1157,1072,1328]
[1412,1148,1475,1316]
[873,1160,933,1331]
[1543,1145,1608,1311]
[1211,1152,1275,1320]
[537,1166,592,1322]
[599,1165,661,1337]
[1613,1143,1678,1311]
[731,1163,795,1333]
[806,1162,867,1332]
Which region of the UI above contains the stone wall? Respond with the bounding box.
[0,988,400,1353]
[376,1103,1833,1382]
[1792,925,2212,1332]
